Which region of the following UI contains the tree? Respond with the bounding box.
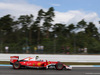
[77,19,87,29]
[18,14,34,45]
[43,7,55,38]
[36,9,45,45]
[85,22,98,37]
[18,14,33,30]
[67,24,76,32]
[0,14,17,44]
[29,22,38,45]
[53,23,66,36]
[0,14,14,32]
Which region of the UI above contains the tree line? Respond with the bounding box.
[0,7,100,54]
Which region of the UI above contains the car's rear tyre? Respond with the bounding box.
[13,62,20,69]
[56,62,63,70]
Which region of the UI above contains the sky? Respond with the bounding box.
[0,0,100,28]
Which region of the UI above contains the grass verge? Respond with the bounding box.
[0,61,10,64]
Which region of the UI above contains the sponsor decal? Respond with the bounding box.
[37,63,41,66]
[10,56,19,59]
[11,58,18,59]
[27,63,31,66]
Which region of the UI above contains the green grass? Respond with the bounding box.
[0,61,100,65]
[0,61,10,64]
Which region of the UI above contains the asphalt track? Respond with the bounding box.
[0,66,100,75]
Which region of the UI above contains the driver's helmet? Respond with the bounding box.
[36,56,39,60]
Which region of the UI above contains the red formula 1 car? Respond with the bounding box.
[10,56,72,70]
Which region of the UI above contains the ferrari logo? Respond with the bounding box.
[48,62,50,64]
[33,63,35,66]
[29,58,31,61]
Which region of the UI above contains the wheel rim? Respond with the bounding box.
[57,64,63,69]
[14,62,20,69]
[56,63,63,70]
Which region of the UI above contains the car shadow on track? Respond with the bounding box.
[10,67,71,71]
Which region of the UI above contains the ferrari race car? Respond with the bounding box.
[10,56,72,70]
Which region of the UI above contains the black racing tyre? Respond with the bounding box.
[13,62,21,69]
[56,62,63,70]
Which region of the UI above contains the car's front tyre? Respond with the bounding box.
[56,62,63,70]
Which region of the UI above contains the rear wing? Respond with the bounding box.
[10,56,19,64]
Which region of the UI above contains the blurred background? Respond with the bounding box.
[0,7,100,54]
